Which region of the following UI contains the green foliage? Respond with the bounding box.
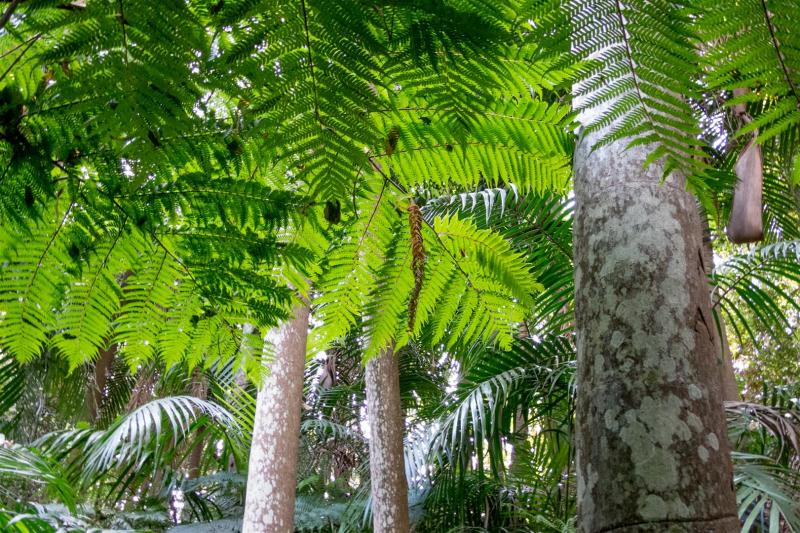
[0,445,77,513]
[698,0,800,144]
[726,388,800,531]
[0,0,575,372]
[312,174,544,361]
[713,240,800,346]
[0,393,248,526]
[1,0,800,531]
[529,0,706,175]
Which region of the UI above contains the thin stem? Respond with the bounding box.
[759,0,800,108]
[370,158,477,290]
[117,0,129,69]
[0,0,21,31]
[299,0,320,122]
[0,32,38,84]
[0,33,40,60]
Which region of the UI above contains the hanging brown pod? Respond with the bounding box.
[727,88,764,244]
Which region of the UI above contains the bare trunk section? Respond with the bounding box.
[700,222,740,402]
[365,347,410,532]
[186,367,208,479]
[572,132,739,531]
[86,343,117,421]
[716,322,739,402]
[727,139,763,243]
[87,271,133,421]
[243,302,310,533]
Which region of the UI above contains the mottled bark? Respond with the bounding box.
[572,131,739,531]
[242,302,310,533]
[365,348,410,532]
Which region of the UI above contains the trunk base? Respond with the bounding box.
[597,515,740,533]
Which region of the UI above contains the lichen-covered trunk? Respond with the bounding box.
[572,133,739,532]
[242,302,310,533]
[365,348,410,532]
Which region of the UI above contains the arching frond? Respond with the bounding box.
[0,445,77,512]
[699,0,800,144]
[530,0,705,174]
[713,240,800,345]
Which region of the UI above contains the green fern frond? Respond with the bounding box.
[713,240,800,345]
[699,0,800,144]
[531,0,706,173]
[432,215,541,306]
[0,212,73,362]
[372,99,574,194]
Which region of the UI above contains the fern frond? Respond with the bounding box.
[713,240,800,345]
[372,98,574,194]
[699,0,800,144]
[0,211,73,362]
[532,0,706,173]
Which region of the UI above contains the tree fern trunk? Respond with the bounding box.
[572,133,739,531]
[86,343,116,422]
[243,302,310,533]
[365,347,410,532]
[186,367,208,479]
[701,219,740,402]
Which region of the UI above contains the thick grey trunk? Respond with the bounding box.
[242,302,310,533]
[365,348,410,532]
[572,132,739,532]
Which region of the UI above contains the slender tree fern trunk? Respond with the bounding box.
[365,347,410,532]
[86,343,117,422]
[572,131,739,531]
[86,271,132,421]
[243,302,310,533]
[701,220,740,402]
[716,321,739,402]
[186,367,208,479]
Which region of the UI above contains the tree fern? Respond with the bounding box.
[313,175,543,358]
[699,0,800,144]
[529,0,706,174]
[0,215,71,362]
[424,189,575,334]
[372,85,575,194]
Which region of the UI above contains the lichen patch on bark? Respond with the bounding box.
[243,303,310,533]
[573,129,738,533]
[365,348,410,532]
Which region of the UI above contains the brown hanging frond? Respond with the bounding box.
[727,87,764,244]
[407,201,425,331]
